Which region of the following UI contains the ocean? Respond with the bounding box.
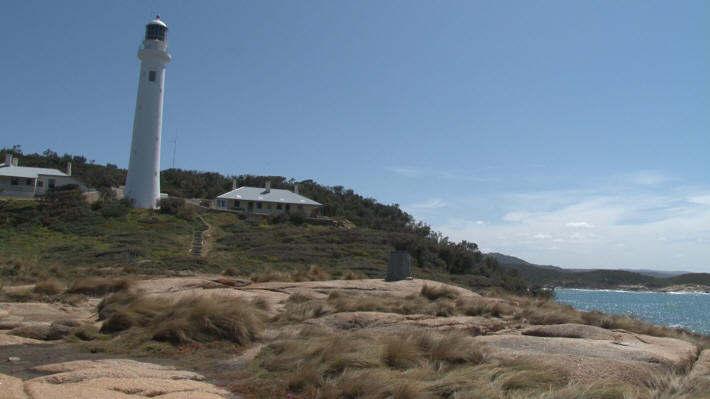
[554,288,710,336]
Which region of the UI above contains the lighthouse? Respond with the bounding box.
[125,16,171,208]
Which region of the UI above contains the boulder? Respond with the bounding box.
[0,373,29,399]
[475,328,699,387]
[9,324,52,340]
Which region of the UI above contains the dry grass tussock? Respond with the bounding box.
[341,269,368,280]
[33,279,65,295]
[277,289,465,322]
[66,277,134,296]
[237,327,671,399]
[250,265,332,283]
[96,289,266,346]
[420,283,461,300]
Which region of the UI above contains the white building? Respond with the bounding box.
[0,154,86,198]
[215,182,323,217]
[125,16,171,208]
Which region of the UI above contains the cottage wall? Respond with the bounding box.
[215,198,322,216]
[0,176,36,197]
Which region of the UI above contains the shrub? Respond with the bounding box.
[289,211,306,225]
[157,197,185,214]
[100,199,132,218]
[157,197,196,219]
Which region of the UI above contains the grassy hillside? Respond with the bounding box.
[0,147,531,293]
[0,196,529,295]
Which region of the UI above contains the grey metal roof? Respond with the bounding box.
[217,186,322,206]
[0,165,69,179]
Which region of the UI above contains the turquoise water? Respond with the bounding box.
[554,289,710,335]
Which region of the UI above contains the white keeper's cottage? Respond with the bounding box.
[215,182,323,217]
[0,154,87,198]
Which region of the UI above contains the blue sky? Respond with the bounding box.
[2,1,708,271]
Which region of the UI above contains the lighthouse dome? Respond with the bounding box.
[145,16,168,41]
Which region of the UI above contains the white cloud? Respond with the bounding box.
[622,171,670,187]
[438,185,710,271]
[387,166,499,182]
[566,222,594,228]
[688,195,710,206]
[404,198,448,212]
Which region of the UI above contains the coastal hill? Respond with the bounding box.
[0,147,529,295]
[488,252,710,291]
[2,147,710,398]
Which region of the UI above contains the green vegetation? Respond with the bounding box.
[488,253,710,290]
[1,148,532,294]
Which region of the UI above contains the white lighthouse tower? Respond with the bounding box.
[125,16,171,208]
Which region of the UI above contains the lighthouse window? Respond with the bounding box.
[148,71,156,82]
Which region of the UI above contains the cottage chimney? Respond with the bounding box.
[4,154,11,166]
[66,162,72,176]
[232,179,237,190]
[265,181,271,193]
[294,184,299,194]
[11,158,18,167]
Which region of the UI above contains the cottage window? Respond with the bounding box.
[48,179,56,189]
[11,178,18,185]
[298,205,303,210]
[257,202,262,209]
[233,200,240,208]
[277,204,282,210]
[38,181,44,187]
[25,179,33,185]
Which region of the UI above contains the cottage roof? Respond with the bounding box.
[217,186,322,206]
[0,164,69,179]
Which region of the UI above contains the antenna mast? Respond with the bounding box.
[170,139,177,168]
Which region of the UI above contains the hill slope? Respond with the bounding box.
[488,253,710,290]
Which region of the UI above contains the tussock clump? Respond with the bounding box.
[391,382,432,399]
[420,283,460,300]
[97,292,266,347]
[382,336,421,369]
[151,295,264,345]
[100,310,135,333]
[287,291,315,303]
[67,277,134,296]
[499,367,569,392]
[531,383,630,399]
[251,265,331,283]
[251,296,270,311]
[430,334,484,366]
[240,327,667,399]
[33,279,65,295]
[278,300,334,322]
[250,267,291,283]
[342,270,368,280]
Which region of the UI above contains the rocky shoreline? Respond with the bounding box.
[2,277,710,398]
[598,284,710,293]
